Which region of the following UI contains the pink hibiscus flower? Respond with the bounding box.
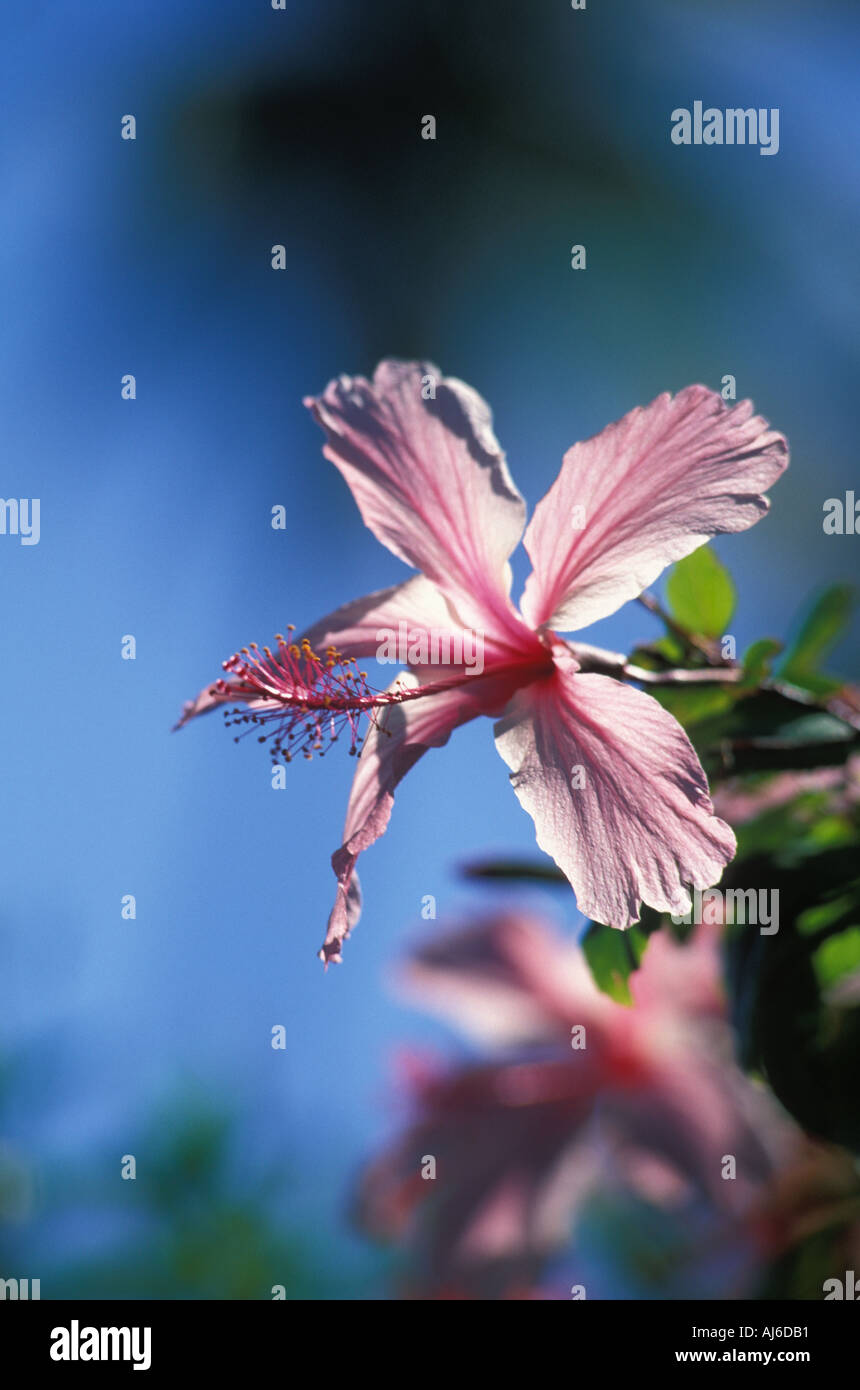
[354,911,795,1299]
[177,362,787,962]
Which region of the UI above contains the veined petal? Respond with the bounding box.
[305,360,527,637]
[521,387,788,632]
[300,576,459,658]
[301,573,533,672]
[493,659,736,927]
[324,664,530,963]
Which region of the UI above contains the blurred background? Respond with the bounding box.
[1,0,858,1298]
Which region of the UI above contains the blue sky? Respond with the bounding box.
[2,0,858,1293]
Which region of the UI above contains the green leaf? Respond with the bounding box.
[778,584,855,694]
[581,922,650,1004]
[741,637,783,687]
[458,856,567,884]
[628,636,686,670]
[651,634,687,665]
[798,888,860,936]
[686,689,858,777]
[813,928,860,991]
[651,683,735,728]
[735,797,854,866]
[725,844,860,1150]
[665,545,736,639]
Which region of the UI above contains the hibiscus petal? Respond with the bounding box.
[305,360,527,636]
[300,575,457,654]
[324,664,529,963]
[520,387,788,632]
[301,573,528,671]
[353,1059,601,1297]
[398,915,616,1046]
[493,660,736,926]
[323,679,472,964]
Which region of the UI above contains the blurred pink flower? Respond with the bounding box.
[354,912,795,1298]
[713,754,860,826]
[179,362,787,961]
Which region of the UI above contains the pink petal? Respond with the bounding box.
[398,914,616,1046]
[520,387,788,632]
[300,575,460,658]
[324,664,529,963]
[353,1056,601,1293]
[493,656,737,926]
[305,360,527,637]
[301,573,533,672]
